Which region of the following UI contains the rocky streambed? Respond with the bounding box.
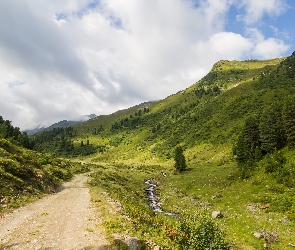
[144,179,179,217]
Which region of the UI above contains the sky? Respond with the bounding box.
[0,0,295,130]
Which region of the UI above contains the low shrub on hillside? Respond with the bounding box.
[175,215,229,250]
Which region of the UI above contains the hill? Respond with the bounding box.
[45,55,288,164]
[29,52,295,249]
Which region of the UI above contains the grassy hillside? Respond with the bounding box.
[58,56,290,165]
[0,138,89,214]
[30,52,295,249]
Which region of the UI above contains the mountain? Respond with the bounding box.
[31,52,295,166]
[24,114,97,135]
[4,52,295,248]
[66,55,291,163]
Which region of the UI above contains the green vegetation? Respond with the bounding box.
[0,137,89,213]
[33,127,97,157]
[3,52,295,248]
[174,146,187,172]
[175,215,229,249]
[0,115,34,149]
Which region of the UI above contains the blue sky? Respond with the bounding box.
[0,0,294,130]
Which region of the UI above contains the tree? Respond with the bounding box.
[259,102,284,153]
[283,96,295,147]
[174,146,187,172]
[233,117,260,178]
[233,117,260,164]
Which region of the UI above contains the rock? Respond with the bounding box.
[212,211,223,219]
[199,201,212,208]
[154,246,161,250]
[128,237,141,250]
[247,204,257,212]
[253,232,262,238]
[281,217,289,225]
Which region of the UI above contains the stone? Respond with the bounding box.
[154,246,161,250]
[128,237,141,250]
[247,204,257,212]
[253,232,262,238]
[281,217,289,225]
[212,211,223,219]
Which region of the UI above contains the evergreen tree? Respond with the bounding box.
[174,146,187,172]
[234,117,260,164]
[283,96,295,147]
[259,102,284,153]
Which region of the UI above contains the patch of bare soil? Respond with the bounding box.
[0,175,115,250]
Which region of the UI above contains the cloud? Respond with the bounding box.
[238,0,288,24]
[253,38,290,58]
[0,0,291,130]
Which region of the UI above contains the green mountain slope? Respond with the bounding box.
[30,53,295,249]
[47,55,292,165]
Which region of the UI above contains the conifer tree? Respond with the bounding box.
[283,96,295,147]
[259,102,283,153]
[234,117,260,164]
[174,146,187,172]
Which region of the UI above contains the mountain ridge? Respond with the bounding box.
[24,114,97,135]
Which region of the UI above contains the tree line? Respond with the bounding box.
[33,127,97,157]
[0,115,34,149]
[233,95,295,179]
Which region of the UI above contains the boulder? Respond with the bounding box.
[212,211,223,219]
[253,232,262,238]
[128,237,141,250]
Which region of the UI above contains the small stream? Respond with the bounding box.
[144,179,179,218]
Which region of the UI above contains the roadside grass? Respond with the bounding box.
[0,138,90,214]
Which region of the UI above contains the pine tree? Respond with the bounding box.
[283,96,295,147]
[259,102,283,153]
[234,117,260,164]
[174,146,187,172]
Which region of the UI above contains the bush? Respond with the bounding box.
[175,215,229,250]
[270,194,292,212]
[44,165,72,181]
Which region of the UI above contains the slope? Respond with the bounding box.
[0,138,89,213]
[57,56,289,165]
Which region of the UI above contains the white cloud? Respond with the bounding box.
[207,32,253,59]
[253,38,290,58]
[238,0,288,24]
[0,0,291,130]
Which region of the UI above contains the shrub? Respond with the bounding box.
[270,194,292,212]
[175,215,229,250]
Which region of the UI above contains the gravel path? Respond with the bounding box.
[0,175,112,250]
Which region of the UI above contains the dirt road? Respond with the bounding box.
[0,175,113,250]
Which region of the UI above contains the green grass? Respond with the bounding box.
[0,138,89,214]
[86,153,295,249]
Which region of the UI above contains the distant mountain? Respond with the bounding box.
[24,114,97,135]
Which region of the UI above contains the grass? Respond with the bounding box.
[0,138,90,214]
[86,154,295,249]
